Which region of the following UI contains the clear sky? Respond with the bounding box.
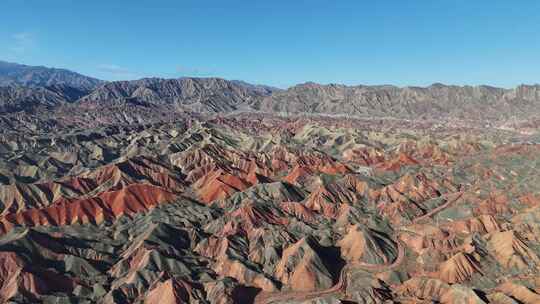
[1,0,539,88]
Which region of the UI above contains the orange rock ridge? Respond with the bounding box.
[0,184,177,233]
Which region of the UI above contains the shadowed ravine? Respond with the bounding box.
[254,237,406,304]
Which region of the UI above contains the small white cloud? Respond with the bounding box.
[98,64,130,74]
[10,32,35,53]
[97,64,139,79]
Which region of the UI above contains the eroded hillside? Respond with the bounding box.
[0,113,539,303]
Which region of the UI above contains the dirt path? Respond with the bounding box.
[254,192,463,304]
[412,191,464,224]
[254,237,405,304]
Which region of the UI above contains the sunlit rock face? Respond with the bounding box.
[2,89,540,303]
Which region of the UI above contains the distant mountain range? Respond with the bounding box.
[0,84,89,113]
[78,77,279,113]
[252,82,540,121]
[1,60,540,123]
[0,60,102,90]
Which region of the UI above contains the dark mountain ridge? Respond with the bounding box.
[1,60,540,123]
[0,60,103,90]
[0,84,88,113]
[78,77,278,112]
[251,82,540,121]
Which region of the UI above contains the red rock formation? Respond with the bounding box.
[195,236,231,259]
[415,143,453,165]
[229,201,289,230]
[0,157,184,219]
[496,282,540,304]
[375,172,459,224]
[376,152,419,171]
[304,183,357,218]
[144,279,195,304]
[214,257,277,292]
[274,237,333,292]
[283,155,349,185]
[0,184,177,233]
[397,278,452,302]
[487,230,540,270]
[341,174,372,198]
[280,201,316,223]
[400,225,459,255]
[87,156,186,193]
[438,252,482,284]
[474,194,510,215]
[342,147,385,166]
[445,214,501,234]
[0,177,99,215]
[282,165,315,185]
[193,169,251,203]
[397,277,485,304]
[0,251,75,302]
[337,225,396,265]
[519,193,540,207]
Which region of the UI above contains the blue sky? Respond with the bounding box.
[1,0,539,88]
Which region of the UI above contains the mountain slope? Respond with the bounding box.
[79,77,277,112]
[251,82,540,121]
[2,60,540,125]
[0,114,539,303]
[0,84,89,113]
[0,60,103,90]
